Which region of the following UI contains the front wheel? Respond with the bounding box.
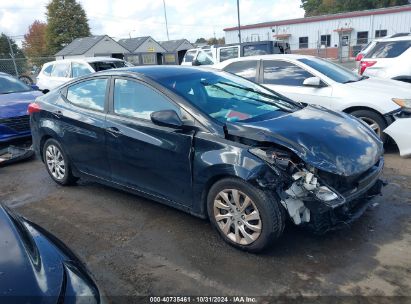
[207,178,285,253]
[43,138,78,185]
[350,109,388,143]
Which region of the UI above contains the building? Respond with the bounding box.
[118,36,166,65]
[159,39,194,65]
[224,5,411,59]
[55,35,128,60]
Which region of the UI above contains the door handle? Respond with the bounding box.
[106,126,122,137]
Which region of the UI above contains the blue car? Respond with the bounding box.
[30,66,384,252]
[0,72,42,142]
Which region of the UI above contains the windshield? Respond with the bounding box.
[156,70,300,123]
[0,74,32,94]
[298,57,362,83]
[89,61,128,72]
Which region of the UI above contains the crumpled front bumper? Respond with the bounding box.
[304,158,384,233]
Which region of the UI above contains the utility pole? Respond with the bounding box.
[237,0,241,43]
[163,0,170,40]
[6,35,19,77]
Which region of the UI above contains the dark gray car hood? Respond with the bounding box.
[226,105,383,176]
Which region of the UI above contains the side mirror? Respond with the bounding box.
[192,59,201,66]
[303,77,322,87]
[42,89,50,94]
[151,110,183,128]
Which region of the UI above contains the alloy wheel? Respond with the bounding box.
[213,189,262,245]
[45,144,66,180]
[359,116,381,136]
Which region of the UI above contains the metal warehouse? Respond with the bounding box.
[224,5,411,59]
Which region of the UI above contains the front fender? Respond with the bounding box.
[191,132,280,217]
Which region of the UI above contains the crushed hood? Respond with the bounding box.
[226,105,383,176]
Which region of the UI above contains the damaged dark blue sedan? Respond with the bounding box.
[29,66,384,252]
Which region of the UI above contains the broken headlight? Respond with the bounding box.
[290,170,342,204]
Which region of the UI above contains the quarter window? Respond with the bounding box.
[299,37,309,49]
[51,62,70,78]
[71,62,92,78]
[263,60,313,86]
[224,61,258,82]
[113,79,180,120]
[43,64,53,76]
[66,78,107,111]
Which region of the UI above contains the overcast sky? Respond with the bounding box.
[0,0,304,43]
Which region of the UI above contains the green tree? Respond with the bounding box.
[46,0,91,54]
[0,33,27,75]
[195,37,207,43]
[301,0,409,16]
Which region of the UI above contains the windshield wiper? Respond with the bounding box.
[343,76,368,84]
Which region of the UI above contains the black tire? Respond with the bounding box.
[349,109,388,143]
[207,177,285,253]
[18,75,33,85]
[43,138,78,185]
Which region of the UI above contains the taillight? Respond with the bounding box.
[355,53,363,61]
[359,61,377,75]
[28,103,41,114]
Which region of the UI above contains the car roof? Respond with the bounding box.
[377,36,411,42]
[213,54,314,67]
[44,57,125,65]
[93,65,219,81]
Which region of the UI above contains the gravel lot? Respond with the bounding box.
[1,145,410,302]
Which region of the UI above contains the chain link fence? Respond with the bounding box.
[0,56,55,85]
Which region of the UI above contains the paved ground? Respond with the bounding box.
[1,146,410,301]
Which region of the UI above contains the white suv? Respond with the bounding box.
[36,57,131,91]
[359,36,411,83]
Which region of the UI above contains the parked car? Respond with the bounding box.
[182,41,290,66]
[358,35,411,83]
[384,112,411,157]
[0,72,42,142]
[36,57,132,91]
[0,204,104,303]
[214,54,411,142]
[30,66,384,252]
[354,34,410,63]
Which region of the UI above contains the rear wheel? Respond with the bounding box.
[43,138,77,185]
[207,178,285,252]
[350,109,387,143]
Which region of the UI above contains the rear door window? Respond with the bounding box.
[365,40,411,58]
[51,62,70,78]
[223,60,258,82]
[66,78,108,111]
[263,60,314,86]
[113,79,180,120]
